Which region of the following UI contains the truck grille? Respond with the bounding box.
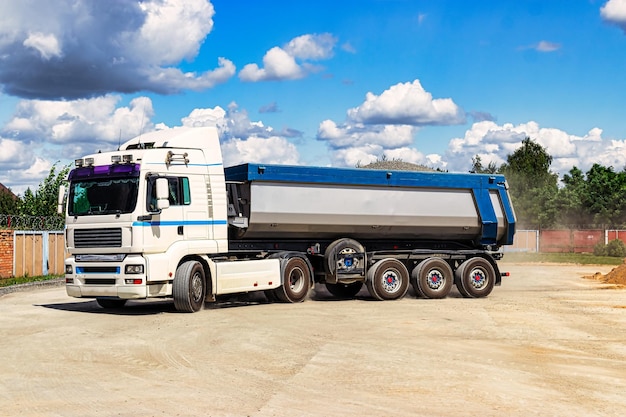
[74,228,122,248]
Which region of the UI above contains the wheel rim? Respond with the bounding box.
[289,266,305,293]
[380,269,401,294]
[191,271,204,303]
[426,269,445,290]
[468,267,488,289]
[338,247,359,271]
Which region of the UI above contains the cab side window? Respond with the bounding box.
[147,176,191,211]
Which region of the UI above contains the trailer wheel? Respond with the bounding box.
[173,260,206,312]
[366,258,409,301]
[455,257,495,298]
[325,282,363,299]
[96,298,127,309]
[411,258,453,299]
[275,257,311,303]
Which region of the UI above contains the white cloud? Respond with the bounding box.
[444,121,621,176]
[327,144,444,170]
[0,0,231,99]
[0,95,157,194]
[221,136,301,167]
[23,32,62,59]
[601,0,626,31]
[318,120,416,149]
[181,106,227,128]
[347,80,466,126]
[0,137,32,169]
[239,33,337,82]
[135,0,215,64]
[3,95,154,146]
[239,47,304,82]
[180,103,302,166]
[535,40,561,52]
[316,79,464,167]
[285,33,336,60]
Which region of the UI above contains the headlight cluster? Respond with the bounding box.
[125,265,144,274]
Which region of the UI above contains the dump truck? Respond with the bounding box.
[59,126,516,312]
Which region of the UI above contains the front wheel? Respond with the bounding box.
[173,260,206,312]
[275,257,312,303]
[455,257,496,298]
[366,258,409,301]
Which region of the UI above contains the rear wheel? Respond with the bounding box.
[411,258,453,299]
[455,257,496,298]
[325,282,363,299]
[366,258,409,301]
[173,260,206,312]
[275,257,312,303]
[96,298,127,309]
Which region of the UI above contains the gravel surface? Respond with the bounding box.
[0,263,625,417]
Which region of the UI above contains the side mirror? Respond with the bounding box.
[57,185,66,215]
[155,178,170,210]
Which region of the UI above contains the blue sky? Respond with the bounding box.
[2,0,626,195]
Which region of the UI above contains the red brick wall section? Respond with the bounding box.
[540,229,604,253]
[0,230,13,278]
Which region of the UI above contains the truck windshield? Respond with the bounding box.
[68,178,139,216]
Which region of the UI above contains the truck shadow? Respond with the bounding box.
[36,286,466,315]
[36,299,177,315]
[37,292,276,315]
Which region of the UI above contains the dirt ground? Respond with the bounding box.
[1,263,626,417]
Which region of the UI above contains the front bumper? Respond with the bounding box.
[65,254,148,299]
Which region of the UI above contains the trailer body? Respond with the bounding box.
[60,127,516,311]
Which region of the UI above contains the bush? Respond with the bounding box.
[594,239,626,257]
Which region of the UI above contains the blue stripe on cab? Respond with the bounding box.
[132,220,228,227]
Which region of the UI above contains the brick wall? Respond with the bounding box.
[0,230,13,278]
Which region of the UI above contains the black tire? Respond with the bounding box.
[325,282,364,299]
[324,238,365,277]
[455,257,496,298]
[173,260,206,312]
[96,298,127,309]
[411,258,454,299]
[275,257,312,303]
[454,262,471,298]
[366,258,410,301]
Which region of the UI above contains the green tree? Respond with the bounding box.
[500,138,558,228]
[583,164,626,226]
[555,166,591,227]
[470,155,499,174]
[19,163,70,217]
[0,187,19,215]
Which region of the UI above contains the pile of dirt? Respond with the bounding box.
[586,261,626,286]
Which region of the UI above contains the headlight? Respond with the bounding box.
[125,265,144,274]
[65,265,73,274]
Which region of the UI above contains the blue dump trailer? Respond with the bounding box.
[225,163,516,301]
